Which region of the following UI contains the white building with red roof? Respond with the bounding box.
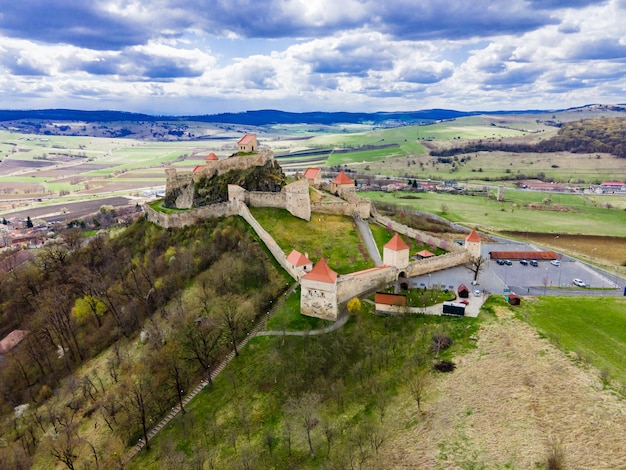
[465,229,482,259]
[383,233,410,269]
[330,171,355,194]
[300,258,339,320]
[237,134,258,153]
[303,167,322,187]
[286,249,313,278]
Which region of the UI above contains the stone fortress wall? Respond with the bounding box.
[151,144,472,321]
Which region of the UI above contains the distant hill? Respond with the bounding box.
[0,107,548,126]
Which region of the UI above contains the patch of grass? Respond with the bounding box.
[516,296,626,383]
[251,207,374,274]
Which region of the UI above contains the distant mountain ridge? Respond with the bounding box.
[0,107,562,126]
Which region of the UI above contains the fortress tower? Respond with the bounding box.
[465,229,482,259]
[383,233,410,269]
[300,258,338,320]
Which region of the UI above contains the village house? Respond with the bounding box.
[237,134,258,153]
[303,168,322,187]
[286,249,313,279]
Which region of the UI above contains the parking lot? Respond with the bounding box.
[409,241,624,300]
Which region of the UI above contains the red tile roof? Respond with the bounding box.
[302,258,337,283]
[303,168,321,180]
[286,249,312,267]
[384,233,409,252]
[205,153,219,161]
[238,134,256,145]
[489,251,558,260]
[416,249,435,258]
[465,229,481,242]
[192,165,205,173]
[375,293,407,307]
[332,171,354,185]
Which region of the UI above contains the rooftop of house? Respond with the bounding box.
[193,165,205,173]
[385,233,409,252]
[303,168,321,180]
[205,153,219,161]
[238,134,256,145]
[465,229,481,243]
[302,258,337,283]
[286,249,312,267]
[374,292,407,307]
[332,171,354,185]
[416,249,435,258]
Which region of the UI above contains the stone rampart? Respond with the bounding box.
[285,178,311,221]
[197,150,273,180]
[143,202,237,229]
[235,202,299,280]
[405,250,470,277]
[248,191,286,209]
[336,266,396,304]
[372,213,463,252]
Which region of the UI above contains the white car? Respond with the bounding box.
[473,289,481,297]
[573,278,586,287]
[550,260,561,266]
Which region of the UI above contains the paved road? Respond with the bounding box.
[354,214,383,266]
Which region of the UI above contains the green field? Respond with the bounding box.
[250,207,374,274]
[362,190,626,236]
[517,297,626,386]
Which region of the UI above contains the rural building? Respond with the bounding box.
[303,168,322,187]
[415,249,435,259]
[489,251,557,260]
[286,249,313,278]
[237,134,257,153]
[374,292,407,313]
[599,181,625,193]
[464,229,481,259]
[300,258,339,320]
[383,233,410,269]
[330,171,355,194]
[457,284,469,298]
[507,293,521,306]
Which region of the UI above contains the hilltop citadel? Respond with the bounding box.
[146,134,476,320]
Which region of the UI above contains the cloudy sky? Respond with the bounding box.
[0,0,625,115]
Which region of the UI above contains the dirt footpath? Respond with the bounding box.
[382,309,626,469]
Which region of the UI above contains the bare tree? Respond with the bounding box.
[408,369,431,414]
[286,392,321,459]
[215,297,253,357]
[465,255,487,282]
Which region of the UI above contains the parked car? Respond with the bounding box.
[504,259,512,265]
[573,278,586,287]
[529,260,538,267]
[496,259,505,265]
[520,259,528,266]
[550,260,561,266]
[473,289,481,297]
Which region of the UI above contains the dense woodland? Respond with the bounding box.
[430,117,626,158]
[0,216,288,469]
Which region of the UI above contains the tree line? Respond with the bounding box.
[430,117,626,158]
